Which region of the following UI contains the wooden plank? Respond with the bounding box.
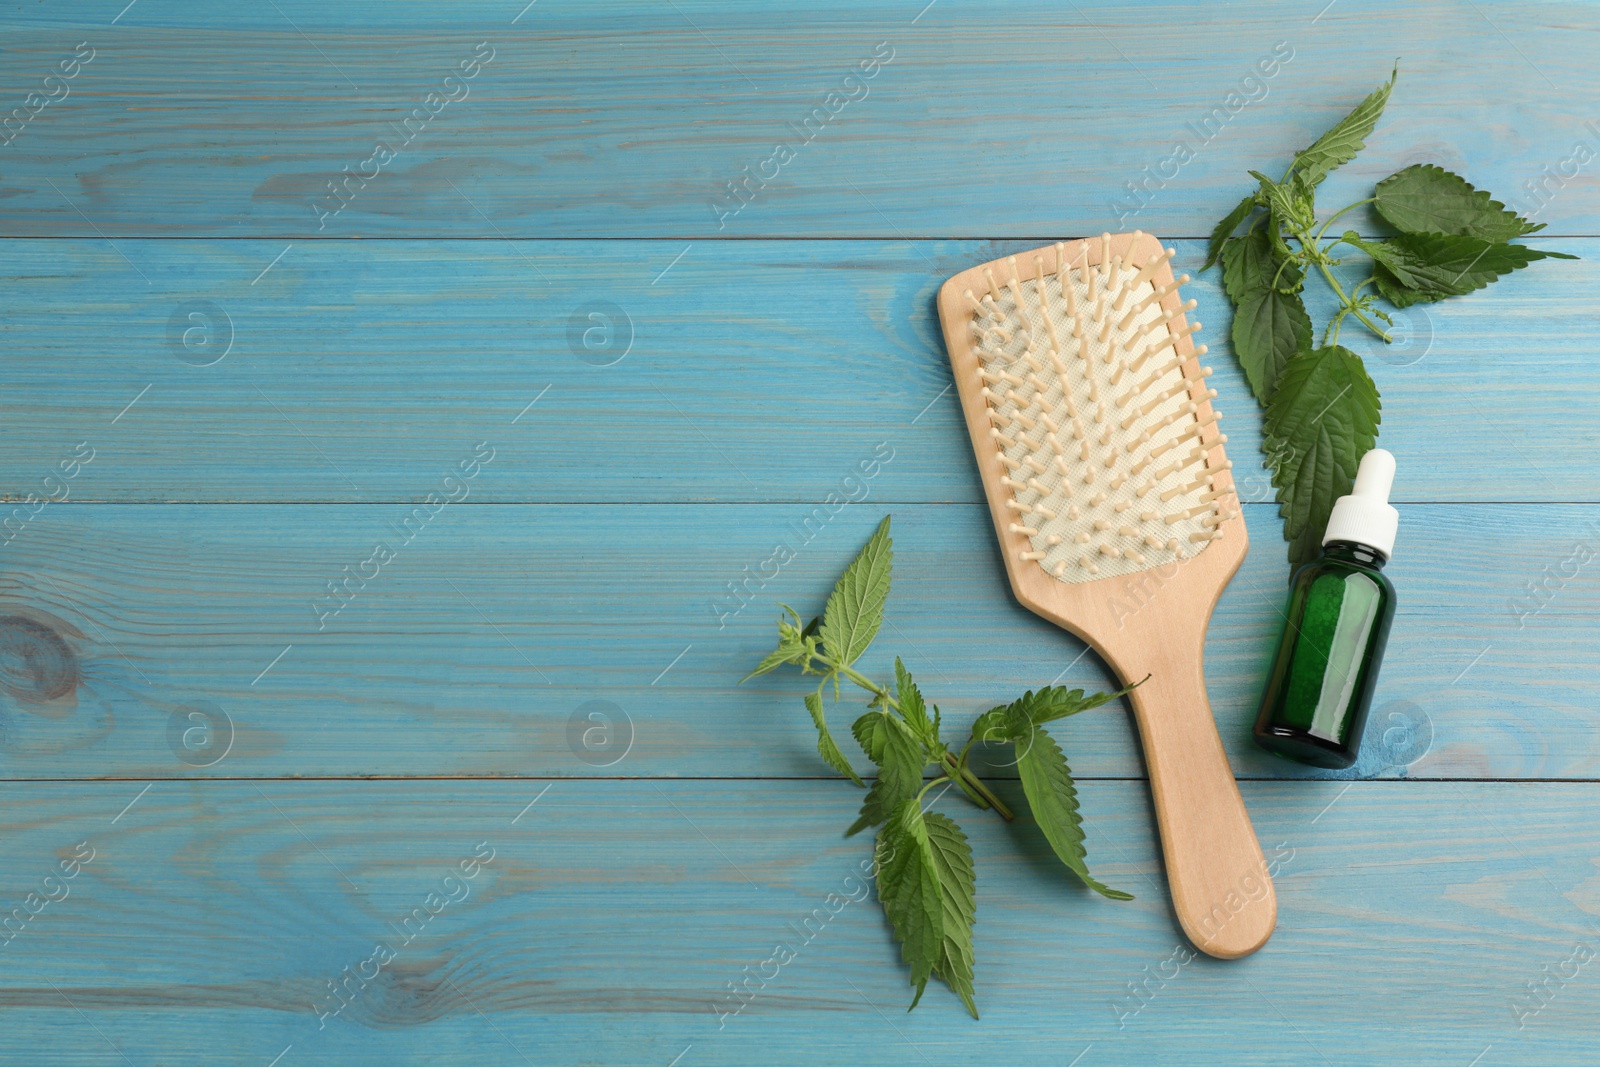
[0,501,1593,780]
[0,1,1594,237]
[0,778,1593,1065]
[0,238,1594,503]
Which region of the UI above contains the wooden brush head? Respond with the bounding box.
[936,231,1247,654]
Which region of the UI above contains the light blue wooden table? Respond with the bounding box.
[2,1,1597,1063]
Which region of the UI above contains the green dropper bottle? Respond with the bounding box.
[1253,449,1399,768]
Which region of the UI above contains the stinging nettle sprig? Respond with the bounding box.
[1203,65,1576,567]
[743,515,1135,1018]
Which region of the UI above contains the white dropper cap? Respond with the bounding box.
[1322,448,1399,559]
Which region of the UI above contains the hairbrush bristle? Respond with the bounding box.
[967,241,1234,584]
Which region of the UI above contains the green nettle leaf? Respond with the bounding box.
[806,692,863,786]
[1014,726,1132,900]
[742,608,805,682]
[1203,192,1259,271]
[1285,510,1325,566]
[969,685,1128,749]
[923,811,978,1018]
[852,708,892,763]
[876,801,978,1018]
[1024,684,1134,725]
[820,515,893,668]
[1350,231,1575,304]
[1252,170,1315,234]
[1231,289,1312,403]
[1291,66,1396,187]
[743,643,801,682]
[1287,169,1318,216]
[1226,233,1313,402]
[1371,263,1425,308]
[967,705,1016,750]
[1374,164,1543,241]
[894,658,935,747]
[875,800,942,1003]
[1221,229,1304,300]
[848,713,926,837]
[1264,346,1381,566]
[970,700,1033,751]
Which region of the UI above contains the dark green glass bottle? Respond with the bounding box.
[1253,450,1399,769]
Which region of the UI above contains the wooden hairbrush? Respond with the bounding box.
[936,231,1275,959]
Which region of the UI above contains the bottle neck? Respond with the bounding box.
[1322,540,1388,568]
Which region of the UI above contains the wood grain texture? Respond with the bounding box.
[3,0,1597,1057]
[0,779,1595,1066]
[0,1,1595,237]
[0,501,1593,781]
[0,238,1594,503]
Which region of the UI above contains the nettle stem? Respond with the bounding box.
[826,660,1015,821]
[1313,197,1376,242]
[1298,227,1391,344]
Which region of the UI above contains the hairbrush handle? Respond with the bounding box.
[1105,618,1276,959]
